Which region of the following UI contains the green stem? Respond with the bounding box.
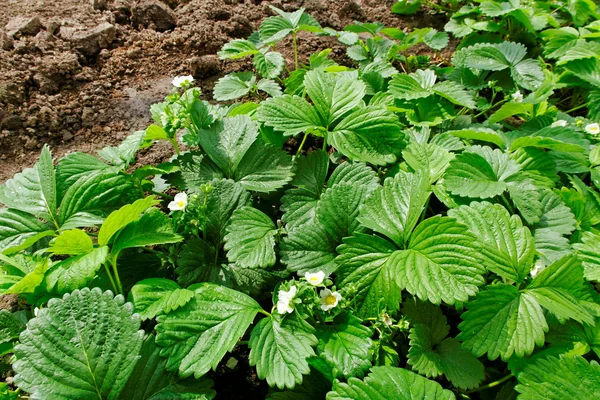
[237,340,249,346]
[171,138,181,156]
[466,374,513,394]
[564,102,587,114]
[103,263,118,294]
[296,133,309,157]
[258,309,272,318]
[151,190,173,200]
[109,256,124,295]
[293,32,299,70]
[322,133,328,151]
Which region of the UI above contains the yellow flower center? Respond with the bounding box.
[325,295,337,306]
[178,200,185,208]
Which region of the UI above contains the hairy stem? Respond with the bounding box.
[109,256,124,295]
[466,374,513,394]
[296,133,309,156]
[293,32,299,70]
[171,137,181,156]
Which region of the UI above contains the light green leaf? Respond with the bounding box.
[329,107,405,166]
[389,70,435,100]
[119,335,216,400]
[432,80,476,108]
[259,16,294,44]
[13,288,144,399]
[258,95,321,137]
[145,124,169,141]
[316,313,373,378]
[391,216,484,305]
[257,79,283,97]
[197,115,259,177]
[224,206,278,268]
[0,209,53,254]
[403,142,455,183]
[46,246,109,294]
[305,70,366,126]
[98,196,159,247]
[458,284,546,360]
[47,229,93,256]
[449,202,535,283]
[516,356,600,400]
[156,283,262,378]
[326,366,456,400]
[98,131,145,167]
[574,231,600,281]
[218,39,259,59]
[357,170,430,247]
[255,51,285,79]
[111,209,182,256]
[249,314,318,389]
[336,234,402,318]
[510,126,589,153]
[235,140,295,193]
[213,72,254,101]
[130,278,195,320]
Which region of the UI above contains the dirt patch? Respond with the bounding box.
[0,0,446,183]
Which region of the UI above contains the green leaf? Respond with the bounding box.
[235,140,295,193]
[292,150,329,197]
[510,126,589,153]
[156,283,262,378]
[46,246,109,294]
[403,142,455,183]
[389,70,435,100]
[224,206,278,268]
[281,187,319,229]
[304,70,366,126]
[260,16,294,44]
[119,335,216,400]
[47,228,93,256]
[449,202,535,283]
[316,184,371,242]
[111,209,182,256]
[391,0,422,14]
[130,278,195,320]
[0,145,56,221]
[258,94,321,137]
[326,366,456,400]
[574,231,600,281]
[458,284,546,360]
[280,220,339,275]
[98,131,145,167]
[2,256,49,295]
[357,170,430,247]
[0,310,26,344]
[0,209,53,254]
[58,170,135,224]
[257,79,283,97]
[218,39,259,59]
[316,313,373,379]
[443,147,519,198]
[213,72,254,101]
[446,127,506,148]
[168,153,224,193]
[249,313,318,389]
[391,216,484,305]
[98,196,159,247]
[255,51,285,79]
[13,287,144,399]
[329,107,405,166]
[175,238,221,287]
[197,115,259,177]
[336,234,402,318]
[516,356,600,400]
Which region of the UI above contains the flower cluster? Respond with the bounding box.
[275,270,343,315]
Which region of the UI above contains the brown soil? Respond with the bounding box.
[0,0,451,183]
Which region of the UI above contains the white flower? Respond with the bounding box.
[172,75,194,88]
[585,123,600,135]
[168,192,188,211]
[319,288,342,311]
[511,90,523,103]
[551,120,567,128]
[34,307,39,317]
[531,259,545,278]
[383,313,393,327]
[277,285,297,314]
[304,271,325,286]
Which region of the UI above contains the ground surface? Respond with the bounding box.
[0,0,450,183]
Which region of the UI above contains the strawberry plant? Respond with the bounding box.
[1,4,600,400]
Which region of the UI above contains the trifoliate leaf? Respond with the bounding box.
[574,231,600,281]
[304,70,366,126]
[130,278,195,320]
[111,209,182,256]
[156,283,262,378]
[13,288,144,399]
[316,313,373,379]
[390,216,484,305]
[213,72,255,102]
[119,335,216,400]
[326,366,456,400]
[45,246,109,294]
[516,356,600,400]
[258,95,321,137]
[98,196,159,247]
[458,284,546,360]
[98,131,144,168]
[280,220,338,275]
[449,202,535,283]
[197,115,259,177]
[224,206,278,268]
[336,234,402,318]
[249,313,318,390]
[329,107,405,166]
[357,170,430,247]
[235,140,295,193]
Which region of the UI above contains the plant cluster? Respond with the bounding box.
[1,3,600,399]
